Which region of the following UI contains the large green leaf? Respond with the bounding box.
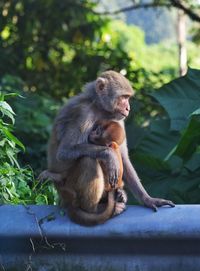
[151,68,200,131]
[145,172,200,204]
[135,119,180,160]
[128,160,200,205]
[129,119,181,180]
[127,69,200,205]
[173,117,200,161]
[126,121,146,150]
[131,152,171,172]
[185,153,200,172]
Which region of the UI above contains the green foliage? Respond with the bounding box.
[0,75,60,173]
[172,117,200,161]
[0,91,24,166]
[0,0,178,100]
[0,0,178,173]
[128,68,200,204]
[14,92,59,173]
[0,0,199,206]
[0,87,57,205]
[0,0,105,97]
[151,68,200,131]
[0,0,138,98]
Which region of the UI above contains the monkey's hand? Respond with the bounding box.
[104,149,120,188]
[143,196,175,212]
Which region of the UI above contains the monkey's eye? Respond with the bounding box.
[92,123,98,131]
[123,95,130,99]
[92,124,102,135]
[95,126,102,135]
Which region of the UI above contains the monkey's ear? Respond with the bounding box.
[95,77,107,92]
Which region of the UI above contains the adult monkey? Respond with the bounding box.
[41,120,126,191]
[45,71,175,225]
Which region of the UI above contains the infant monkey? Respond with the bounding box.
[39,120,125,192]
[89,120,125,191]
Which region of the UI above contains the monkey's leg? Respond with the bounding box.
[56,185,77,208]
[99,189,127,217]
[100,189,127,217]
[75,157,105,213]
[100,159,127,216]
[113,185,127,216]
[113,202,126,216]
[100,163,127,216]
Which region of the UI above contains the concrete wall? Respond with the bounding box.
[1,205,200,271]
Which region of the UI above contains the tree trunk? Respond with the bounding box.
[177,10,187,76]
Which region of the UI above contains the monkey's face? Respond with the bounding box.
[95,71,133,120]
[89,125,103,145]
[89,124,111,146]
[113,95,131,119]
[101,92,131,120]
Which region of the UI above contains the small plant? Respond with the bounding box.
[0,90,57,204]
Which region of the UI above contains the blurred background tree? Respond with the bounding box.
[0,0,200,204]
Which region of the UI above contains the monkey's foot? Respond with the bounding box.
[113,202,126,217]
[38,170,63,183]
[38,170,49,182]
[115,188,127,203]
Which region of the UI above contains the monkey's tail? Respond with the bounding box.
[67,190,115,226]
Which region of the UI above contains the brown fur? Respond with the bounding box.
[89,120,125,192]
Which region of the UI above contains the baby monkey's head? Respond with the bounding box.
[89,120,125,147]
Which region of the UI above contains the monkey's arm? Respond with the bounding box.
[57,140,120,187]
[57,143,107,160]
[120,142,175,211]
